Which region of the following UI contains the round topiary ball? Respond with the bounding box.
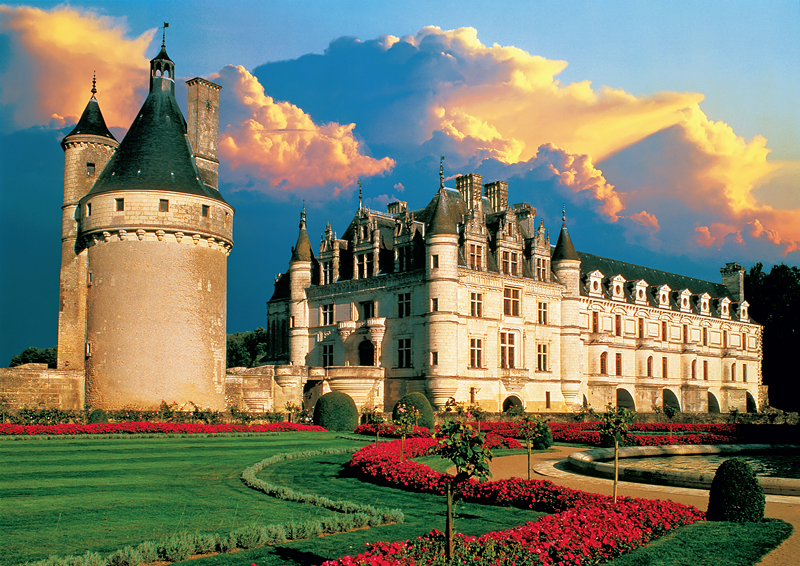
[706,457,765,522]
[392,392,435,429]
[88,408,108,424]
[312,391,358,432]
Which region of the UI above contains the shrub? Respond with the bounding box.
[707,457,765,522]
[392,392,434,429]
[87,409,108,424]
[313,392,358,431]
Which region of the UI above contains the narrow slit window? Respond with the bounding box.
[87,163,95,176]
[159,199,169,212]
[116,198,124,212]
[201,204,209,217]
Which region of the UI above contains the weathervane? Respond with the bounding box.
[358,180,363,210]
[162,22,169,47]
[91,71,97,99]
[562,203,566,223]
[439,155,445,189]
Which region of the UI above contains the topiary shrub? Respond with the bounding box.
[87,408,108,423]
[707,457,765,522]
[392,392,435,429]
[313,392,358,431]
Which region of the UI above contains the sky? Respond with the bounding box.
[0,0,798,365]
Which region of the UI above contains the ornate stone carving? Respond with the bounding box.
[136,229,146,241]
[156,230,165,241]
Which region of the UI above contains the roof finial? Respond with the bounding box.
[439,156,445,190]
[91,71,97,99]
[358,180,363,211]
[299,200,306,230]
[562,203,566,224]
[162,22,169,48]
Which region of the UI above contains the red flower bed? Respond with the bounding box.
[0,422,326,435]
[353,423,432,438]
[327,438,703,565]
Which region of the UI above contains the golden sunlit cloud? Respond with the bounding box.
[0,5,153,130]
[215,65,394,194]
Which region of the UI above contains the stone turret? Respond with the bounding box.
[551,206,581,296]
[289,205,313,365]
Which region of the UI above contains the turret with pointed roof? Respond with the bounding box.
[551,205,581,296]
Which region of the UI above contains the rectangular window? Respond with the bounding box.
[397,292,411,318]
[661,321,668,342]
[500,332,516,369]
[323,261,333,285]
[536,258,549,282]
[430,351,438,366]
[731,364,736,382]
[743,364,747,383]
[616,352,623,376]
[469,338,483,368]
[503,288,520,316]
[683,324,688,343]
[511,252,519,276]
[430,298,439,312]
[470,293,483,317]
[502,251,510,275]
[501,251,520,276]
[703,360,708,380]
[398,338,412,368]
[322,304,334,325]
[638,318,644,338]
[86,202,92,217]
[703,327,708,346]
[159,199,169,212]
[537,344,548,372]
[691,360,696,380]
[538,302,548,325]
[357,254,373,278]
[592,311,599,333]
[615,314,622,337]
[361,301,375,320]
[647,356,653,377]
[723,330,728,348]
[431,254,439,269]
[322,344,334,368]
[201,204,209,217]
[545,391,551,409]
[86,162,95,176]
[600,353,608,375]
[742,332,747,351]
[469,244,482,270]
[115,198,124,212]
[662,357,668,378]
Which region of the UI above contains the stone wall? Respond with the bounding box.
[0,364,84,410]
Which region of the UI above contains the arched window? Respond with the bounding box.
[646,356,653,377]
[600,352,608,375]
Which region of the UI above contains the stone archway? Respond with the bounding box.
[616,388,636,410]
[663,389,681,411]
[358,340,375,366]
[708,392,720,413]
[746,392,758,413]
[502,395,523,412]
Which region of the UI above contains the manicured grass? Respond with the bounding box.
[605,518,793,566]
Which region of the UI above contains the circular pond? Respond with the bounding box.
[620,452,800,479]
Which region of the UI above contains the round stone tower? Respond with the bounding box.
[74,41,233,410]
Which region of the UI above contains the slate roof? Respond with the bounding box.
[552,222,579,261]
[414,187,466,236]
[63,98,116,143]
[291,228,314,262]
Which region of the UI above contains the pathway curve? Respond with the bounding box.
[488,446,799,566]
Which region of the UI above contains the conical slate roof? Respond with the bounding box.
[63,98,116,143]
[291,206,314,262]
[552,221,579,261]
[417,187,466,236]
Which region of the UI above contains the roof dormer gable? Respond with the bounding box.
[611,274,626,301]
[679,289,692,312]
[699,292,711,315]
[587,270,604,297]
[738,300,750,322]
[632,279,649,305]
[656,284,672,309]
[719,296,731,319]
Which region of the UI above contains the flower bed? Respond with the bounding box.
[327,438,703,565]
[0,421,326,436]
[353,423,432,438]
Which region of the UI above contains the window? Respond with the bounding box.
[397,293,411,318]
[592,311,599,333]
[536,257,549,281]
[600,352,608,375]
[430,298,439,312]
[683,324,688,343]
[430,351,438,366]
[86,162,95,176]
[322,304,334,325]
[322,344,334,368]
[470,293,483,317]
[691,359,697,380]
[469,244,482,270]
[500,332,516,369]
[703,360,708,380]
[545,391,551,409]
[538,302,548,325]
[357,254,373,279]
[661,321,668,342]
[638,318,644,338]
[398,338,412,368]
[662,357,668,379]
[323,261,333,285]
[647,356,653,377]
[115,198,124,212]
[615,314,622,337]
[723,330,728,348]
[201,204,209,217]
[501,251,520,276]
[86,202,92,217]
[537,344,548,372]
[731,364,736,382]
[511,252,519,276]
[742,333,747,351]
[743,364,747,383]
[398,246,413,272]
[469,338,483,368]
[503,288,520,316]
[431,254,439,269]
[361,301,375,319]
[703,327,708,346]
[159,199,169,212]
[615,352,622,376]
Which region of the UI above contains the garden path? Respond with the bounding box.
[489,446,800,566]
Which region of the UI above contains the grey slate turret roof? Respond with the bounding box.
[291,206,315,262]
[415,187,466,236]
[63,98,116,143]
[552,221,579,261]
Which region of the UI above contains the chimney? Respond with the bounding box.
[456,174,484,213]
[484,180,509,212]
[186,77,222,190]
[720,262,745,303]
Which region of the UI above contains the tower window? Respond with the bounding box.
[430,298,439,312]
[159,199,169,212]
[661,321,668,341]
[87,163,95,176]
[743,364,747,382]
[115,198,124,212]
[592,311,599,333]
[683,324,688,343]
[201,204,209,217]
[431,255,439,269]
[703,327,708,346]
[638,318,644,338]
[691,359,696,379]
[86,202,92,217]
[430,351,438,366]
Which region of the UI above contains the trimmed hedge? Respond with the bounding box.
[707,457,766,522]
[392,392,435,429]
[313,392,359,431]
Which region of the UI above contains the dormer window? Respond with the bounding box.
[611,275,626,301]
[739,301,749,321]
[656,284,672,309]
[680,289,692,313]
[699,293,711,315]
[634,280,648,305]
[720,297,731,319]
[588,270,604,297]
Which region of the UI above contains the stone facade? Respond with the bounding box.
[265,169,763,415]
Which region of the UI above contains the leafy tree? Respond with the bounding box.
[744,263,800,412]
[598,404,635,502]
[9,346,57,368]
[393,402,419,460]
[226,327,269,368]
[516,414,553,480]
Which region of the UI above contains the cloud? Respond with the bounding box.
[214,65,394,195]
[0,5,153,131]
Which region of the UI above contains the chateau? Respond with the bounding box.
[52,39,232,410]
[265,164,763,415]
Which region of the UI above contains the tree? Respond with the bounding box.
[226,327,270,368]
[393,402,419,460]
[9,347,57,368]
[516,414,553,480]
[598,404,635,503]
[744,263,800,412]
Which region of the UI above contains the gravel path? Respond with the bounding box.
[488,446,799,566]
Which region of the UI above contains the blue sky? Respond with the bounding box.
[0,0,798,364]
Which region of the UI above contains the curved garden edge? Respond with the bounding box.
[567,444,800,496]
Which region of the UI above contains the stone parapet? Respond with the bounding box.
[0,365,84,411]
